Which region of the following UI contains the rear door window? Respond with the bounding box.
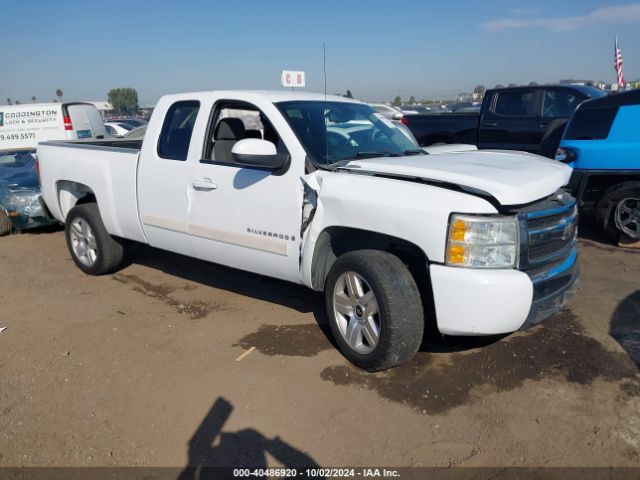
[494,90,535,116]
[158,100,200,160]
[564,107,618,140]
[542,90,581,118]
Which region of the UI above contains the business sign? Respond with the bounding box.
[0,106,64,149]
[281,70,306,88]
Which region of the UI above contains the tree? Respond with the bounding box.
[56,89,63,101]
[31,96,37,103]
[528,81,538,86]
[345,90,354,99]
[495,84,504,89]
[6,98,11,105]
[408,96,416,104]
[508,83,517,87]
[107,88,139,115]
[392,96,402,106]
[15,100,21,105]
[473,85,486,94]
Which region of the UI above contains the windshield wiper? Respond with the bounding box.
[354,151,403,158]
[404,149,424,155]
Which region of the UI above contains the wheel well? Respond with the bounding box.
[56,181,97,220]
[310,227,429,292]
[581,174,640,211]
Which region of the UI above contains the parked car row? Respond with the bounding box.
[104,117,148,137]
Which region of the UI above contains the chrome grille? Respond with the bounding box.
[516,196,578,270]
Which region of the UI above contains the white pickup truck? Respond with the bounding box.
[37,91,579,371]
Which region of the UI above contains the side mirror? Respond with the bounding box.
[392,112,403,120]
[231,139,287,170]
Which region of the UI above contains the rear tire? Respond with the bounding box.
[324,250,424,371]
[595,182,640,241]
[539,119,568,158]
[0,208,12,237]
[65,203,124,275]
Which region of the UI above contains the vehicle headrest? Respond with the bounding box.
[214,118,246,140]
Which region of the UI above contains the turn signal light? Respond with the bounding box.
[448,245,465,264]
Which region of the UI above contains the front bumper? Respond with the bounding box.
[520,249,579,330]
[430,248,579,336]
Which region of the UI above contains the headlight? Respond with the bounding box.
[6,188,44,218]
[446,214,519,268]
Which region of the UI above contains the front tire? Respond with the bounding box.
[595,182,640,241]
[325,250,424,371]
[65,203,124,275]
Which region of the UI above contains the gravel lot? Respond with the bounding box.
[0,225,639,472]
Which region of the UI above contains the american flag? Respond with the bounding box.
[614,36,625,88]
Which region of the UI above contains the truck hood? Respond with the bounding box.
[340,150,572,206]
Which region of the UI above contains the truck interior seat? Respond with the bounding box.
[213,118,246,162]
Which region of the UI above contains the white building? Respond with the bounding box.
[87,101,113,118]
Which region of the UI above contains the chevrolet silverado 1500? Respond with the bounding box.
[37,91,579,371]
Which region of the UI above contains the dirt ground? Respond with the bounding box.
[1,224,639,472]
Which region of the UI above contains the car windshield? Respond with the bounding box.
[573,85,608,99]
[0,150,37,186]
[276,101,419,166]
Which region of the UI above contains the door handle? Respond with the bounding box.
[484,122,498,127]
[192,178,218,190]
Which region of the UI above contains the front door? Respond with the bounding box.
[187,100,304,283]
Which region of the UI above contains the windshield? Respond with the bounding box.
[0,150,38,187]
[276,101,419,166]
[573,85,608,99]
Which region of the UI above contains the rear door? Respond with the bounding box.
[479,88,542,152]
[541,88,583,125]
[66,104,92,140]
[66,103,107,140]
[83,105,107,139]
[137,99,201,258]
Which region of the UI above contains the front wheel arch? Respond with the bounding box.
[310,227,429,292]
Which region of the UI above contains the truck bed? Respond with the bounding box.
[37,140,147,243]
[49,138,144,151]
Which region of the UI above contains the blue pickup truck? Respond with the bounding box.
[556,89,640,240]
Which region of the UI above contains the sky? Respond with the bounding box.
[1,0,639,104]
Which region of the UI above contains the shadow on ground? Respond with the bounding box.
[321,311,640,414]
[611,291,640,366]
[123,243,499,359]
[178,397,322,479]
